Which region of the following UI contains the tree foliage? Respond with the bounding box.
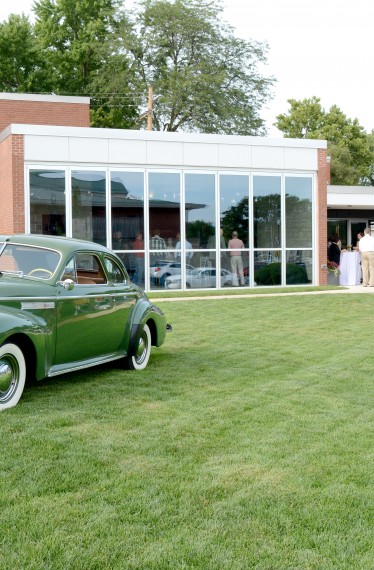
[0,14,52,92]
[0,0,274,134]
[275,97,372,185]
[119,0,274,134]
[34,0,116,93]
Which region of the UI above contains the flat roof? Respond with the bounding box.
[0,92,90,105]
[0,123,327,149]
[327,185,374,209]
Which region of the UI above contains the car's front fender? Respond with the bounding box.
[0,307,52,380]
[127,300,167,357]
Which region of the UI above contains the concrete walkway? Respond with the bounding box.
[152,284,374,302]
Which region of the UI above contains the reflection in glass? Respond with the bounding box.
[72,171,106,244]
[29,170,66,235]
[226,250,249,286]
[253,250,282,286]
[286,177,312,248]
[220,175,249,247]
[185,173,215,250]
[115,251,138,283]
[149,172,180,245]
[111,172,144,250]
[286,250,312,284]
[253,176,281,248]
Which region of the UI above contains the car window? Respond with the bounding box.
[61,253,107,285]
[104,256,128,284]
[1,244,60,278]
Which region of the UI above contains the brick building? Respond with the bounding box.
[0,92,329,291]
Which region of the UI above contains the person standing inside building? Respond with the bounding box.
[132,231,144,285]
[228,230,245,286]
[149,229,167,263]
[174,232,193,261]
[359,227,374,287]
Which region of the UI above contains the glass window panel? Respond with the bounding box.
[72,171,106,245]
[115,251,137,283]
[29,170,66,236]
[149,172,180,246]
[185,173,215,250]
[111,172,144,250]
[220,175,249,247]
[286,250,312,284]
[254,250,282,286]
[229,249,248,287]
[103,256,128,284]
[286,177,313,248]
[327,220,347,250]
[253,176,281,248]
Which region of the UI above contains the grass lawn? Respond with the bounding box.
[1,293,373,569]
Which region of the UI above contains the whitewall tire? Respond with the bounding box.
[126,324,151,371]
[0,343,26,410]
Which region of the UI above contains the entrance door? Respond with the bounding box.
[351,221,367,248]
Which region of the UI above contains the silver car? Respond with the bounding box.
[165,267,234,289]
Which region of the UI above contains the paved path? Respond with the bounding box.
[152,285,374,302]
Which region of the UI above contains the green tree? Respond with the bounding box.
[275,97,372,185]
[111,0,274,134]
[34,0,116,93]
[0,14,52,92]
[33,0,139,127]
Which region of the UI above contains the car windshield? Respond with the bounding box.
[0,244,60,279]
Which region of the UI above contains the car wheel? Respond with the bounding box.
[0,343,26,410]
[125,324,151,371]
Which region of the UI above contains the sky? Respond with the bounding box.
[1,0,373,137]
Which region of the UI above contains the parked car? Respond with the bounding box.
[165,267,234,289]
[150,260,195,286]
[0,234,171,410]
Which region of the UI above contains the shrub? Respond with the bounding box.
[254,262,309,285]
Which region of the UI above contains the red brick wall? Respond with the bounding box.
[0,134,25,234]
[317,149,329,285]
[0,99,90,132]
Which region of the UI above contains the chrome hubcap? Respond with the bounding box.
[135,332,148,364]
[0,356,18,402]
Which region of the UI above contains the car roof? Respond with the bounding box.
[0,234,112,256]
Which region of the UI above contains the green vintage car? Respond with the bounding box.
[0,234,171,410]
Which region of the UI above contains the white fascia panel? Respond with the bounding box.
[68,137,109,163]
[24,135,69,162]
[252,145,285,169]
[284,147,317,170]
[183,142,219,167]
[147,140,184,165]
[218,144,252,168]
[109,138,147,164]
[327,193,374,208]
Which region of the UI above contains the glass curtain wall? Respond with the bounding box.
[27,168,315,290]
[253,175,282,286]
[285,176,313,285]
[220,175,249,286]
[29,170,66,235]
[71,170,106,245]
[111,171,144,287]
[148,172,180,290]
[184,173,216,289]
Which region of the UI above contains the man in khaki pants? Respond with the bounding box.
[358,228,374,286]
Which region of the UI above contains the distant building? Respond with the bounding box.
[0,92,329,291]
[327,185,374,248]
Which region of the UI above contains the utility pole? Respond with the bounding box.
[147,85,153,131]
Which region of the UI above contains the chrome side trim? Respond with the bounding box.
[21,302,55,310]
[47,353,125,377]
